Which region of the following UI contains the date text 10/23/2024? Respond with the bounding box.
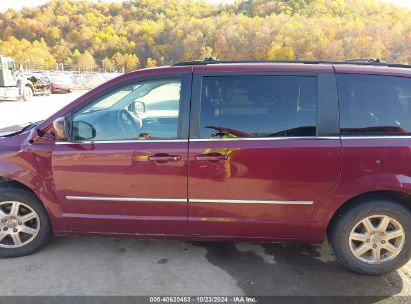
[149,297,257,303]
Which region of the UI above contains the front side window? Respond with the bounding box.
[199,76,317,138]
[337,74,411,135]
[71,78,181,141]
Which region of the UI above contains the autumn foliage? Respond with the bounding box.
[0,0,410,71]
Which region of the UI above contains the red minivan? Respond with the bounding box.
[1,59,411,275]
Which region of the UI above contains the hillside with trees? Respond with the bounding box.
[0,0,410,71]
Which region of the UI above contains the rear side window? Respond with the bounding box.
[199,76,317,138]
[337,74,411,136]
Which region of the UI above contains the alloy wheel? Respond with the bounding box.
[349,215,405,264]
[0,201,40,248]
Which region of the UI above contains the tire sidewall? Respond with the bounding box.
[0,188,51,258]
[330,199,411,275]
[22,86,33,101]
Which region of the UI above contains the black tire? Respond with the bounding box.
[0,184,52,258]
[329,197,411,275]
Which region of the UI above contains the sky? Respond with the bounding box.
[0,0,410,13]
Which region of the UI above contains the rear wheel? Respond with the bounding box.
[329,198,411,275]
[0,187,51,257]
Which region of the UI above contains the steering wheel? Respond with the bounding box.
[117,109,142,137]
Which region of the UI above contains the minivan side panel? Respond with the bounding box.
[187,70,342,239]
[11,65,411,242]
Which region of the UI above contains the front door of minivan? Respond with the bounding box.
[52,74,191,235]
[188,71,341,239]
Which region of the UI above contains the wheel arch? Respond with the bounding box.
[326,190,411,238]
[1,176,33,190]
[0,176,48,211]
[0,175,66,231]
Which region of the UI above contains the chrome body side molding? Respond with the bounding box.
[66,196,314,205]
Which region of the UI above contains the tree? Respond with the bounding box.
[200,47,213,59]
[46,26,61,43]
[76,51,96,71]
[125,54,140,71]
[0,36,56,69]
[71,49,81,64]
[102,57,115,71]
[112,52,126,71]
[0,0,409,69]
[267,45,295,60]
[146,57,157,68]
[52,44,72,64]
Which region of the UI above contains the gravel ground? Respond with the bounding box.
[0,237,410,299]
[0,91,85,132]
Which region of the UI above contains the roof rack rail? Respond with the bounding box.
[343,58,386,63]
[173,58,411,69]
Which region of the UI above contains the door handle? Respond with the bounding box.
[148,154,182,163]
[195,154,228,162]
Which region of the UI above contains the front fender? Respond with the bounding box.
[0,157,67,231]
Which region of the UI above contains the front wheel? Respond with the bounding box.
[329,198,411,275]
[21,86,33,101]
[0,186,52,257]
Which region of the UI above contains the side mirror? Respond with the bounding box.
[128,100,146,114]
[75,121,96,140]
[53,117,68,141]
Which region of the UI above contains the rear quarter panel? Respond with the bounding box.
[308,137,411,238]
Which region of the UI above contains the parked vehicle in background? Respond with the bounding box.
[0,56,34,101]
[1,58,411,276]
[49,75,72,94]
[26,72,51,96]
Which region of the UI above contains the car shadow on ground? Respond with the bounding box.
[191,241,404,299]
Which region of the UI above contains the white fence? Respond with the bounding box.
[34,70,123,90]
